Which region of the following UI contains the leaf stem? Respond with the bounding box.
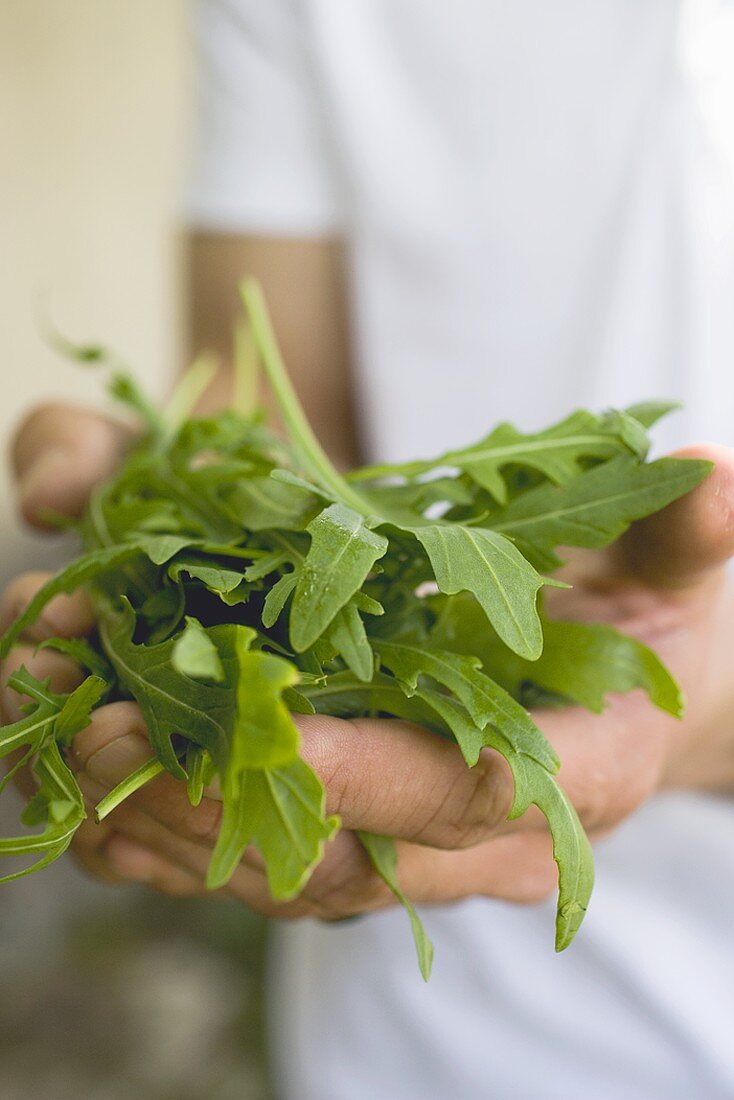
[95,758,165,821]
[240,278,374,518]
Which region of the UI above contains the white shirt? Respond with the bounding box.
[189,3,734,1097]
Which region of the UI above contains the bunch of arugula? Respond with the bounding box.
[0,280,711,979]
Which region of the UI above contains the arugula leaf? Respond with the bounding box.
[411,526,547,660]
[352,408,648,502]
[95,758,165,821]
[624,400,680,429]
[169,560,245,595]
[185,745,214,807]
[208,758,340,896]
[0,278,710,975]
[55,676,108,744]
[172,617,225,682]
[0,672,61,761]
[358,831,434,981]
[492,455,712,557]
[0,740,86,884]
[325,599,376,682]
[374,640,558,771]
[37,637,114,680]
[483,728,594,952]
[263,572,298,628]
[223,477,319,531]
[290,504,388,651]
[99,601,301,776]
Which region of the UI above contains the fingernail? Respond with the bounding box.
[84,734,154,788]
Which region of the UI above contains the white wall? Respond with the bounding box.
[0,0,190,580]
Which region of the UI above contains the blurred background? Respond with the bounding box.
[1,3,270,1097]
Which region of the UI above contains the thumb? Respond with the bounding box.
[12,404,132,529]
[617,443,734,588]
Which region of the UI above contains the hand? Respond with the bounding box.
[3,406,734,917]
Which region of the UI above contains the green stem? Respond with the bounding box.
[95,758,165,822]
[240,278,374,518]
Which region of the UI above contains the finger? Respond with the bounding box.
[75,769,318,917]
[72,703,227,842]
[12,403,131,528]
[617,444,734,588]
[103,834,208,897]
[68,689,650,852]
[0,571,96,640]
[1,643,84,722]
[395,830,558,905]
[70,846,130,886]
[72,715,390,919]
[534,694,668,833]
[301,715,516,848]
[71,720,568,915]
[73,704,516,853]
[72,815,115,856]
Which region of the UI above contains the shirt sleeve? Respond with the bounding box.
[186,0,345,235]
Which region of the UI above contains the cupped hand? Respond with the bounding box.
[3,406,734,917]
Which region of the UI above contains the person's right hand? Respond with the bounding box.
[12,403,131,529]
[3,403,133,883]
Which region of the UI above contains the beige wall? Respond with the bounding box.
[0,0,190,579]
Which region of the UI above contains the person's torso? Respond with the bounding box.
[272,4,734,1097]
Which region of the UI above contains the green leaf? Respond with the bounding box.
[223,631,301,772]
[0,535,201,660]
[326,601,375,682]
[358,831,434,981]
[290,504,388,651]
[0,678,59,760]
[55,676,107,744]
[302,662,589,948]
[351,408,647,501]
[0,545,142,658]
[208,758,340,895]
[485,727,594,951]
[185,745,215,806]
[375,640,558,770]
[223,477,319,531]
[485,615,680,716]
[0,742,85,883]
[431,593,683,717]
[625,400,680,429]
[241,278,374,515]
[492,456,712,555]
[99,601,301,775]
[370,641,593,949]
[244,551,289,582]
[134,534,199,565]
[37,637,113,680]
[282,686,317,715]
[412,525,546,660]
[172,617,225,682]
[162,353,219,439]
[262,572,298,628]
